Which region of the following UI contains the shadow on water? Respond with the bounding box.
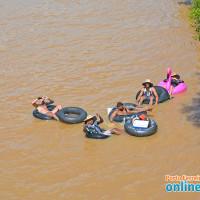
[182,72,200,128]
[178,0,193,5]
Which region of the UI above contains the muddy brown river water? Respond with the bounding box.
[0,0,200,199]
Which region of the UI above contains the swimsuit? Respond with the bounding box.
[37,104,52,116]
[143,88,154,100]
[44,111,52,116]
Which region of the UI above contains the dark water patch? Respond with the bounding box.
[182,72,200,128]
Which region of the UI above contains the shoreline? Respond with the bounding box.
[189,0,200,40]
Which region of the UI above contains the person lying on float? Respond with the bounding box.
[32,95,62,121]
[136,79,159,107]
[110,102,150,123]
[83,114,124,136]
[163,73,184,95]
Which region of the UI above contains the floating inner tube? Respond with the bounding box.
[33,105,57,120]
[136,86,170,104]
[124,118,157,137]
[57,107,87,124]
[86,129,110,139]
[108,103,146,123]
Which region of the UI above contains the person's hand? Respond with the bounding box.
[86,121,91,126]
[41,95,48,99]
[96,113,100,118]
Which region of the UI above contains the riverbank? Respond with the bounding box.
[189,0,200,40]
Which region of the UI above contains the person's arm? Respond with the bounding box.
[45,98,55,105]
[96,113,104,124]
[83,123,89,132]
[110,110,118,123]
[32,98,39,107]
[136,88,144,105]
[41,95,48,99]
[123,105,132,114]
[178,79,184,83]
[152,87,159,106]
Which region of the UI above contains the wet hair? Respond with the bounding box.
[117,102,123,107]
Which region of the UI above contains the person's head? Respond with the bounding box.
[171,73,180,80]
[117,102,124,111]
[142,79,153,88]
[145,83,150,88]
[84,115,97,125]
[37,96,45,105]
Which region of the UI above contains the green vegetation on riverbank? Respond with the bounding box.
[189,0,200,40]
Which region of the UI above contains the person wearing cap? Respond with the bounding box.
[110,102,150,122]
[83,114,124,136]
[136,79,159,107]
[31,95,62,121]
[164,73,184,95]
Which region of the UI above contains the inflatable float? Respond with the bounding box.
[108,103,146,123]
[124,117,157,137]
[86,129,110,139]
[136,86,170,104]
[33,105,57,120]
[158,68,187,94]
[33,106,87,123]
[57,107,87,123]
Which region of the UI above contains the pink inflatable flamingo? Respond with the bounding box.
[158,68,187,94]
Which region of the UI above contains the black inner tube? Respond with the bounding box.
[124,118,157,137]
[86,129,110,139]
[136,86,170,104]
[108,103,146,123]
[33,105,57,120]
[57,107,87,124]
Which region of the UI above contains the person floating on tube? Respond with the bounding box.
[110,102,150,123]
[32,95,62,121]
[136,79,159,107]
[83,114,124,136]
